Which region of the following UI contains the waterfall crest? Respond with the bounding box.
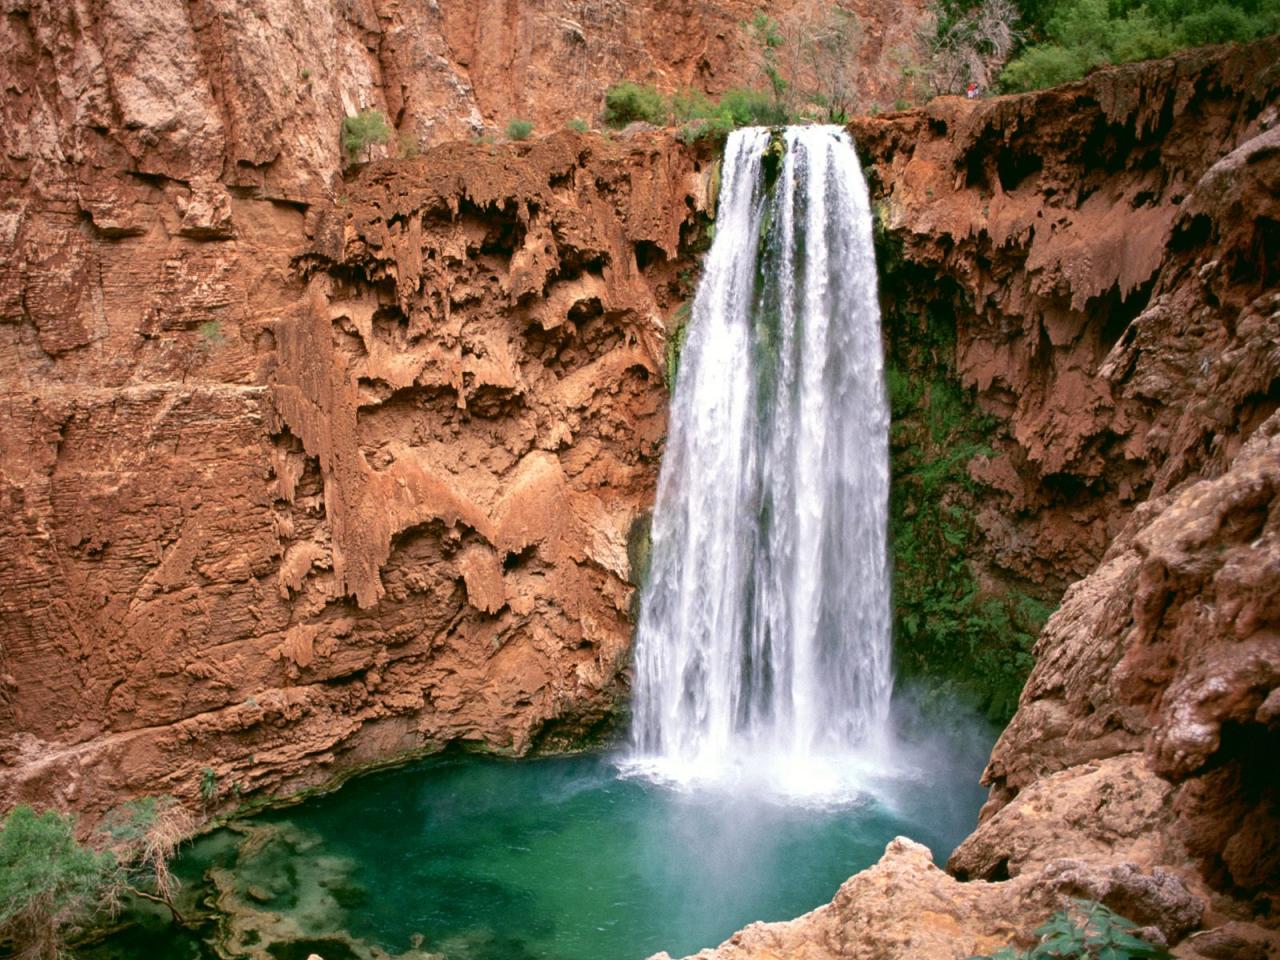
[626,126,892,798]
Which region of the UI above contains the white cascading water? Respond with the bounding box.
[625,126,892,800]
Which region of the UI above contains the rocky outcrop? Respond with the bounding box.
[854,37,1279,594]
[0,128,716,819]
[656,837,1213,960]
[670,40,1280,960]
[955,412,1280,920]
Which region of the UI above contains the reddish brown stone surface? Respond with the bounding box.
[854,38,1280,592]
[0,0,932,828]
[0,126,717,819]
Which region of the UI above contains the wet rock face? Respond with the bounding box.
[853,37,1280,594]
[0,129,715,818]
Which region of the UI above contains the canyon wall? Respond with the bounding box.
[0,0,923,193]
[0,95,719,820]
[668,38,1280,960]
[0,0,935,821]
[1,3,1277,955]
[858,39,1280,717]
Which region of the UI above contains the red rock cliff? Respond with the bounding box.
[1,109,718,816]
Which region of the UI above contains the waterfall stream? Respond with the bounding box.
[626,126,892,799]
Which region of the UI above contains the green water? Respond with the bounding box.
[86,724,991,960]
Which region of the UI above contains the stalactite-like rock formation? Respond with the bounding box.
[0,128,718,818]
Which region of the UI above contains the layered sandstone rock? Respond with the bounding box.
[0,127,716,819]
[0,0,937,823]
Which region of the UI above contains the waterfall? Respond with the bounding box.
[626,126,892,798]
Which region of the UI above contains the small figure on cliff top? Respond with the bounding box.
[966,81,981,99]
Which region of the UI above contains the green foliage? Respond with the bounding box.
[718,87,791,126]
[197,320,224,344]
[748,12,789,106]
[566,117,590,134]
[505,118,534,141]
[1,797,198,955]
[973,899,1171,959]
[0,806,116,955]
[675,88,791,142]
[878,227,1054,722]
[998,0,1280,91]
[603,82,670,127]
[340,109,391,162]
[199,767,219,806]
[603,79,792,143]
[1180,3,1268,43]
[665,300,693,393]
[999,42,1096,89]
[670,88,713,122]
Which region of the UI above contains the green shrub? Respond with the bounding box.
[1180,4,1259,43]
[566,117,590,133]
[1107,8,1178,62]
[0,798,200,955]
[0,806,116,957]
[603,82,669,126]
[999,43,1096,89]
[505,118,534,141]
[340,109,391,162]
[998,0,1280,92]
[199,767,219,806]
[972,899,1171,959]
[718,86,790,126]
[671,88,715,122]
